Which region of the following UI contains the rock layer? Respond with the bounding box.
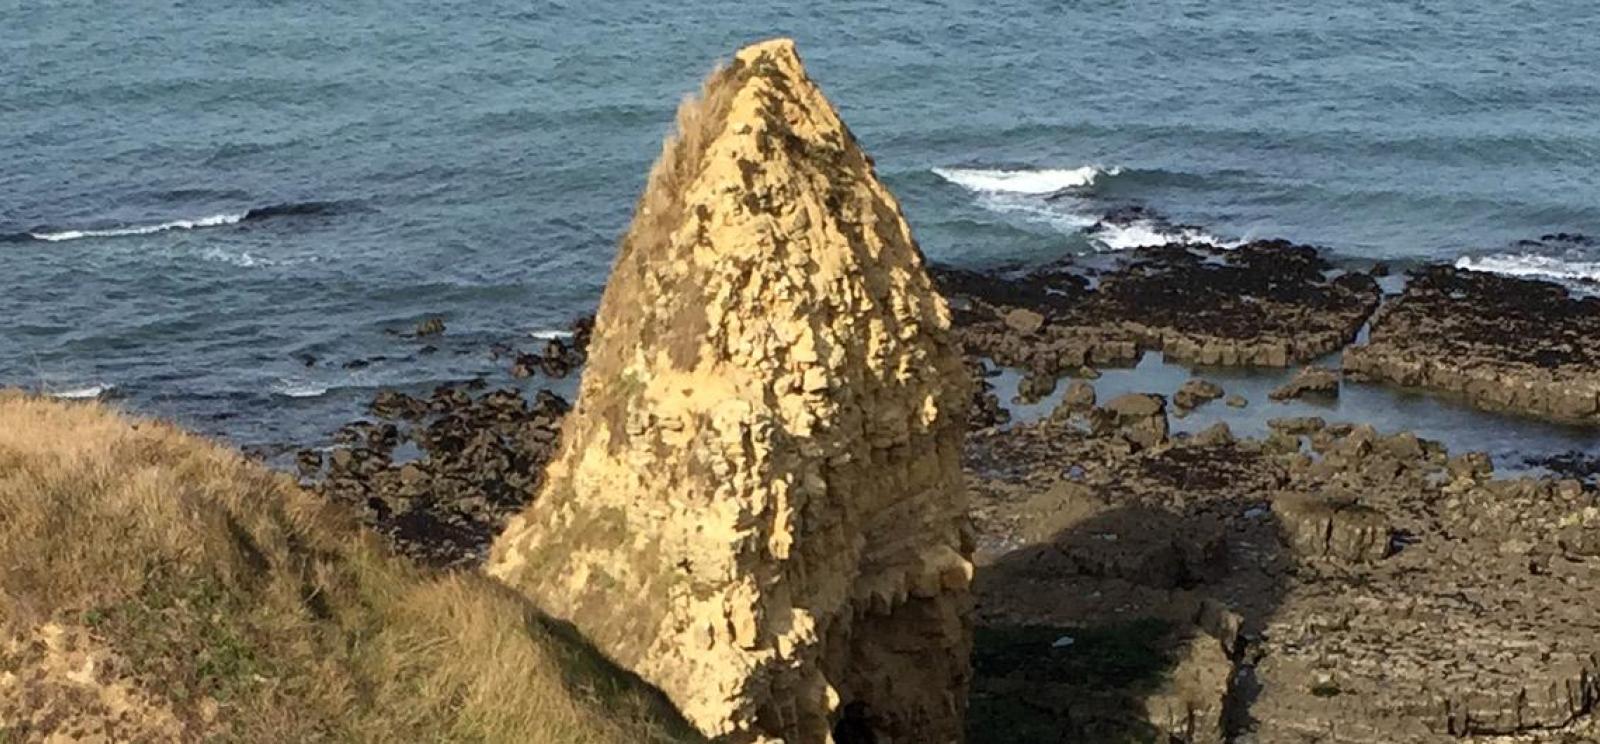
[935,240,1381,381]
[1344,266,1600,423]
[487,39,972,743]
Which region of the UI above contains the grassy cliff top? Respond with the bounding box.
[0,391,699,743]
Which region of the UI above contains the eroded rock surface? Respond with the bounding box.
[965,397,1600,742]
[486,39,972,744]
[934,241,1381,384]
[305,384,570,567]
[1345,266,1600,422]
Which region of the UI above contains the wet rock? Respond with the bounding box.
[1174,378,1225,410]
[1343,266,1600,423]
[509,352,538,379]
[370,390,428,419]
[1525,450,1600,487]
[1013,368,1056,404]
[1268,416,1326,435]
[1057,380,1097,413]
[294,449,323,477]
[312,384,570,568]
[1270,366,1340,401]
[1103,393,1169,451]
[933,239,1380,386]
[1225,394,1248,408]
[414,317,446,337]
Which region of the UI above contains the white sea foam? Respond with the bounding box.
[30,212,246,242]
[273,380,329,398]
[1455,253,1600,291]
[529,329,576,340]
[202,247,267,268]
[1089,219,1241,252]
[933,165,1119,195]
[50,384,113,400]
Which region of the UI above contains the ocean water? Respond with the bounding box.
[3,1,1599,451]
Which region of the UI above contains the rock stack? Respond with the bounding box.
[487,39,973,743]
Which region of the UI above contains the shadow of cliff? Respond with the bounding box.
[531,609,708,742]
[968,486,1293,743]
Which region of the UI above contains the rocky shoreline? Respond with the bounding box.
[290,242,1599,742]
[277,40,1598,742]
[1344,265,1600,423]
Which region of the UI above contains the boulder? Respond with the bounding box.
[1056,380,1097,414]
[1270,366,1340,401]
[486,40,972,744]
[1004,308,1046,335]
[1103,393,1169,451]
[1272,493,1390,563]
[1173,378,1225,410]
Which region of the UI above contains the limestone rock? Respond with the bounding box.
[1142,631,1232,744]
[1174,378,1225,410]
[1343,266,1600,423]
[1054,379,1097,415]
[1272,493,1390,563]
[1270,365,1340,401]
[486,39,972,744]
[1103,393,1170,451]
[1003,307,1045,335]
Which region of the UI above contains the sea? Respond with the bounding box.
[3,0,1598,464]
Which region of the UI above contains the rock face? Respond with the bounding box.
[486,39,972,744]
[1344,266,1600,422]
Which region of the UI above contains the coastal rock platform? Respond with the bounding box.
[1345,266,1600,424]
[933,240,1382,384]
[965,393,1600,742]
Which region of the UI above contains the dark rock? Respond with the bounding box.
[1343,266,1600,423]
[415,317,446,337]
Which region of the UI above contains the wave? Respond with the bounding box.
[9,200,359,243]
[1455,253,1600,288]
[933,165,1119,195]
[1088,218,1242,252]
[27,213,246,242]
[49,384,115,400]
[273,381,330,398]
[528,329,576,340]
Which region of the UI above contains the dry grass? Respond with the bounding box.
[0,391,700,743]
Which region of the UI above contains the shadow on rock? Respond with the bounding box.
[968,448,1294,743]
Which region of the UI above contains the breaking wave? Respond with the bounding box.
[26,213,245,242]
[1088,218,1242,252]
[272,380,330,398]
[7,200,358,243]
[933,165,1119,195]
[1455,253,1600,289]
[49,384,115,400]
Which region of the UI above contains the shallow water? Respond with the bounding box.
[991,352,1598,474]
[3,1,1598,451]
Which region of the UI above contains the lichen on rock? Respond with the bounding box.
[487,38,973,744]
